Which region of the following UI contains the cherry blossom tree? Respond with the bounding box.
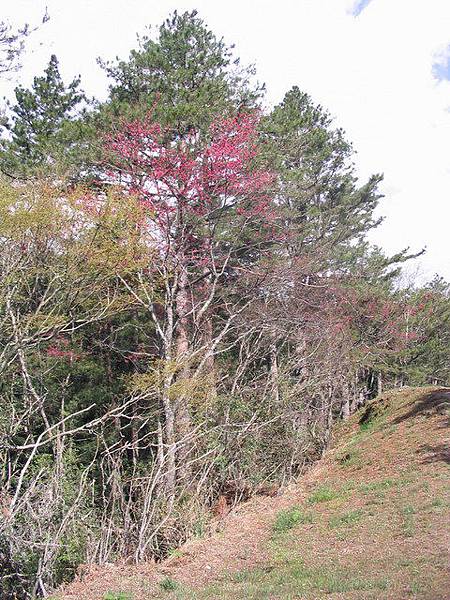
[107,111,275,497]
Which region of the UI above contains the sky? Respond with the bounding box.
[1,0,450,281]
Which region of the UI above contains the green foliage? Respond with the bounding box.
[359,420,376,432]
[1,54,85,176]
[262,86,383,270]
[0,18,34,77]
[400,278,450,385]
[0,9,448,599]
[99,10,261,132]
[189,559,390,598]
[192,515,207,539]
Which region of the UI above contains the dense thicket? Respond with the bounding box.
[0,11,448,599]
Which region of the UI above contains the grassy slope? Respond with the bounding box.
[58,386,450,600]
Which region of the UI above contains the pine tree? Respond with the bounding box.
[98,10,262,135]
[263,87,383,269]
[0,54,85,177]
[397,277,450,386]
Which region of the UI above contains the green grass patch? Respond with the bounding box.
[402,504,417,515]
[188,559,390,598]
[308,485,340,504]
[427,497,446,510]
[192,516,207,539]
[329,509,364,529]
[272,506,314,533]
[104,593,133,600]
[159,577,179,592]
[397,472,417,488]
[359,420,376,433]
[360,478,394,495]
[338,448,365,469]
[381,423,398,437]
[231,570,253,583]
[401,505,416,537]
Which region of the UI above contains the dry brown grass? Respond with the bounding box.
[55,386,450,600]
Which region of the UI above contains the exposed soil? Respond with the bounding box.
[56,386,450,600]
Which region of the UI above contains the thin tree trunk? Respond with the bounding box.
[321,387,334,456]
[161,298,177,501]
[269,341,280,404]
[174,265,192,486]
[162,387,176,503]
[341,383,350,420]
[377,372,383,395]
[202,312,217,400]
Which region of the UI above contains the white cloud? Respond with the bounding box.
[1,0,449,280]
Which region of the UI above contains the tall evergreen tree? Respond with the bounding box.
[0,54,85,177]
[264,87,383,269]
[98,10,262,135]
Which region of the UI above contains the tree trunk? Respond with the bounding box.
[341,383,350,420]
[202,313,217,400]
[377,372,383,396]
[174,266,193,486]
[161,300,177,501]
[321,386,333,456]
[269,341,280,404]
[162,386,176,504]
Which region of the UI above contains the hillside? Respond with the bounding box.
[57,386,450,600]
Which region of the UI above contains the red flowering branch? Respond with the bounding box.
[106,112,275,266]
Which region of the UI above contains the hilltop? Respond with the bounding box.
[57,386,450,600]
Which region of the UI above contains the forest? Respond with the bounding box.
[0,10,449,599]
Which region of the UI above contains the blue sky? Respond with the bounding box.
[433,46,450,82]
[351,0,374,17]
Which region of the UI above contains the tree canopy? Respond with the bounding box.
[0,10,447,599]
